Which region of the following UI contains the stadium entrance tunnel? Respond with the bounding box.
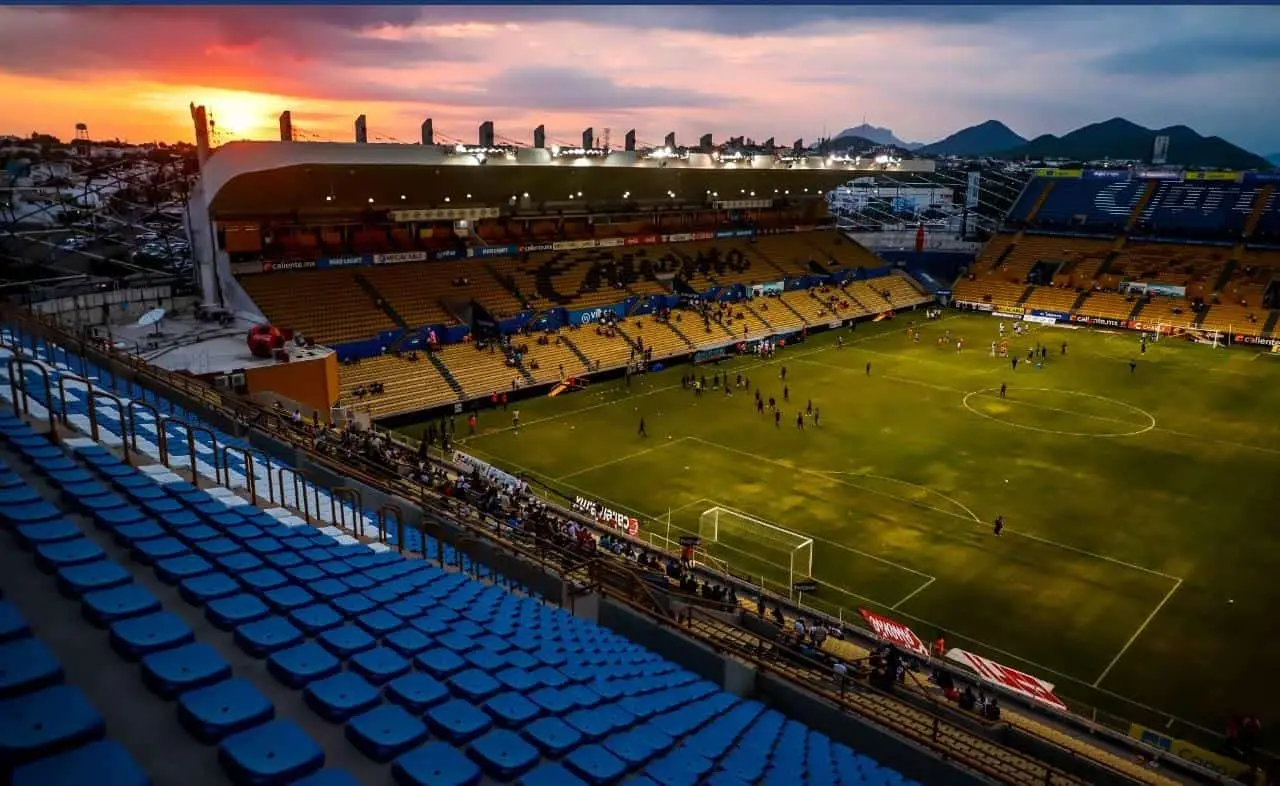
[961,387,1156,438]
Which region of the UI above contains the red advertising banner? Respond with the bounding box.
[945,649,1068,712]
[858,609,931,660]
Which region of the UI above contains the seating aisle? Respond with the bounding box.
[0,331,920,786]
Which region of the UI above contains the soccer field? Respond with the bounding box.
[398,313,1280,740]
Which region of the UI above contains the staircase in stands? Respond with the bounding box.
[1263,311,1280,337]
[353,273,408,331]
[426,351,465,397]
[1126,181,1159,230]
[557,334,596,371]
[1024,182,1055,223]
[1243,185,1275,238]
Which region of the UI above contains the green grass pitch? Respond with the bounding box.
[397,313,1280,741]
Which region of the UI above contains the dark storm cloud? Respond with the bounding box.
[1091,34,1280,77]
[416,67,726,112]
[0,7,470,80]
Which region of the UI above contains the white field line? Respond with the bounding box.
[699,498,933,581]
[686,435,1178,581]
[1093,578,1184,687]
[554,436,688,481]
[462,315,966,442]
[798,356,1280,456]
[892,577,937,610]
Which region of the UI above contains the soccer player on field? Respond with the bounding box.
[638,417,647,437]
[774,409,781,428]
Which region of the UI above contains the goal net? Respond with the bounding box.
[1170,326,1226,348]
[698,506,814,595]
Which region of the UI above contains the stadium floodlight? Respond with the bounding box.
[698,505,814,596]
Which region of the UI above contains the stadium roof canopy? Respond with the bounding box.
[200,141,939,219]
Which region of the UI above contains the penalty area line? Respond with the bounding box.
[553,437,688,482]
[891,576,936,610]
[1093,577,1183,687]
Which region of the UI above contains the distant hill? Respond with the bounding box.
[826,135,913,157]
[998,118,1269,170]
[917,120,1026,157]
[834,123,922,151]
[1267,152,1280,166]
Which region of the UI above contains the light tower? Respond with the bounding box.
[74,123,90,156]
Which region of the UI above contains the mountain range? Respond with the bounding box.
[838,117,1271,170]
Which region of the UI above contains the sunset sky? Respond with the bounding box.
[1,5,1278,155]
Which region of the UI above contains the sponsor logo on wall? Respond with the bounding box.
[572,496,640,536]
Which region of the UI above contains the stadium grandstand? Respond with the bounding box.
[955,167,1280,346]
[0,106,1275,786]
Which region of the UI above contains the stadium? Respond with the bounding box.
[0,104,1276,786]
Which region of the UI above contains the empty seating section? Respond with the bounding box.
[433,344,522,399]
[622,317,696,358]
[1135,297,1196,330]
[239,271,395,345]
[1021,287,1079,314]
[365,261,524,326]
[1111,243,1230,301]
[0,332,925,786]
[511,249,667,309]
[1200,303,1265,337]
[562,326,633,370]
[799,233,885,272]
[1031,179,1139,229]
[745,236,823,276]
[338,356,458,417]
[519,338,592,387]
[1075,292,1135,322]
[0,579,151,784]
[751,298,807,332]
[1140,182,1257,235]
[780,289,862,325]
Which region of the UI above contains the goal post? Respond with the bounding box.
[1170,326,1226,348]
[698,506,814,595]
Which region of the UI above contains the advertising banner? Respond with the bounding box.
[1242,172,1280,185]
[955,300,995,312]
[1120,281,1187,298]
[1023,314,1062,325]
[598,237,626,248]
[1070,314,1127,328]
[1128,725,1250,778]
[691,231,716,242]
[665,233,694,243]
[553,239,597,252]
[993,310,1025,320]
[373,251,428,265]
[1135,170,1183,181]
[468,244,518,259]
[568,303,627,326]
[1030,310,1070,322]
[572,496,640,537]
[626,234,660,246]
[945,649,1068,712]
[261,259,316,273]
[858,609,930,660]
[1082,169,1131,181]
[1032,168,1083,179]
[1183,171,1240,182]
[519,242,555,254]
[1234,334,1280,347]
[965,171,981,209]
[451,450,524,493]
[231,261,261,275]
[716,229,755,240]
[750,280,786,297]
[319,256,366,269]
[433,248,463,261]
